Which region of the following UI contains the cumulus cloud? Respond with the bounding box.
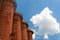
[32,33,35,40]
[44,33,48,39]
[30,7,60,39]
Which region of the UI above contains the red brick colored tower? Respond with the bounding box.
[21,20,28,40]
[11,11,22,40]
[0,0,33,40]
[0,0,15,40]
[27,29,33,40]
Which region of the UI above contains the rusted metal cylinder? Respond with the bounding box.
[11,11,22,40]
[0,1,14,40]
[21,20,28,40]
[27,29,33,40]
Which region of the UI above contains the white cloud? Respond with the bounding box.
[30,7,60,39]
[32,33,35,40]
[44,33,48,39]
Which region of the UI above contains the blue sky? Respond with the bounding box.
[16,0,60,40]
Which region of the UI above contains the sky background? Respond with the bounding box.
[16,0,60,40]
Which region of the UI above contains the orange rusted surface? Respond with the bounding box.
[27,29,33,40]
[0,1,14,40]
[0,0,33,40]
[11,11,22,40]
[21,20,28,40]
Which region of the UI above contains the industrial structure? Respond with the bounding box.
[0,0,33,40]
